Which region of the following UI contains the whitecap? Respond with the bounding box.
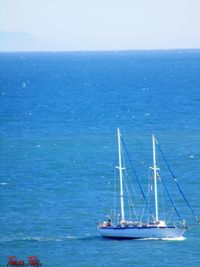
[0,182,7,185]
[0,235,79,242]
[66,235,77,239]
[24,236,64,242]
[22,82,27,88]
[161,236,186,241]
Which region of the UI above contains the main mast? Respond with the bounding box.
[117,128,125,223]
[152,135,159,222]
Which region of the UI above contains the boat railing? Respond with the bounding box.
[174,220,189,229]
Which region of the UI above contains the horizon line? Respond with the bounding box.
[0,48,200,53]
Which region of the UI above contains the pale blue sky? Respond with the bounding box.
[0,0,200,51]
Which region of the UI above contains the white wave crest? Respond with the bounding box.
[137,236,186,241]
[0,236,78,242]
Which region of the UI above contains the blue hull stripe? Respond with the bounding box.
[100,226,176,230]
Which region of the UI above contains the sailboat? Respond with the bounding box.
[98,128,188,239]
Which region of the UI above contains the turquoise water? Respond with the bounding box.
[0,50,200,266]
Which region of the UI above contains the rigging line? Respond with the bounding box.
[121,136,154,219]
[158,171,183,222]
[124,170,139,219]
[114,168,117,225]
[123,161,137,201]
[167,208,174,225]
[123,168,139,221]
[147,168,151,224]
[122,150,138,202]
[140,169,151,223]
[157,142,200,224]
[157,160,166,222]
[128,196,133,221]
[121,142,139,221]
[139,203,147,223]
[160,176,166,222]
[123,178,138,220]
[124,168,137,199]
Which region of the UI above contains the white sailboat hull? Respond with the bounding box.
[97,131,192,240]
[98,226,186,239]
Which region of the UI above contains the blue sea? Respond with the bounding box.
[0,50,200,267]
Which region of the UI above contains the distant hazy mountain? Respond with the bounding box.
[0,31,42,51]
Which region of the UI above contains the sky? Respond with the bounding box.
[0,0,200,51]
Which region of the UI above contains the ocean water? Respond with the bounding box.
[0,50,200,267]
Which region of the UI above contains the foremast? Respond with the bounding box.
[152,135,159,222]
[117,128,125,223]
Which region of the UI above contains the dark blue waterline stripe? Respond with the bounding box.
[102,236,146,240]
[100,226,176,230]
